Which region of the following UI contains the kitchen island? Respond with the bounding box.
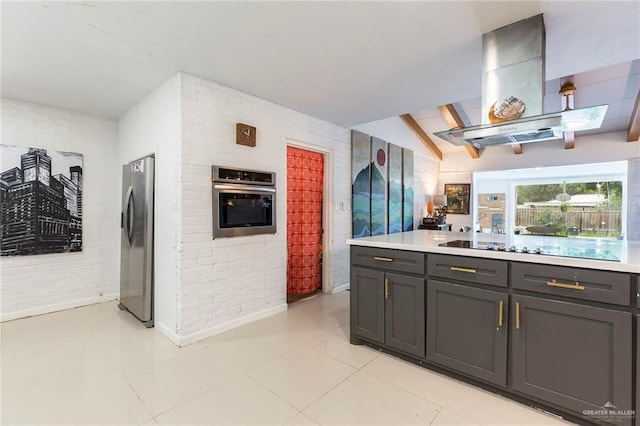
[347,230,639,426]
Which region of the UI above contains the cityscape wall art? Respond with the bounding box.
[351,130,414,238]
[0,145,83,256]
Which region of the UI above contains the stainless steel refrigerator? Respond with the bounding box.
[119,155,154,327]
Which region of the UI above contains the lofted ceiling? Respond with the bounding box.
[2,1,639,147]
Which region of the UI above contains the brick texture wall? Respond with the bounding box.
[178,73,350,341]
[0,98,120,320]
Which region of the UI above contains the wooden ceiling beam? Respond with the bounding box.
[399,114,443,161]
[563,132,575,149]
[438,104,480,159]
[627,88,640,142]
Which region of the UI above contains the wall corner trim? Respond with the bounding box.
[155,321,182,347]
[332,283,350,294]
[173,303,288,347]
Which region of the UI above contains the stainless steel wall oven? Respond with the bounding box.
[212,166,276,238]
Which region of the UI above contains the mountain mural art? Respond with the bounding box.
[351,130,414,238]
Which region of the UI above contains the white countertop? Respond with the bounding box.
[347,231,640,273]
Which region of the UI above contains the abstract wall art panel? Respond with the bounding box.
[402,148,414,231]
[351,130,371,238]
[387,143,403,234]
[0,145,83,256]
[369,137,388,236]
[350,132,414,238]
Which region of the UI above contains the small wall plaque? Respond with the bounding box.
[236,123,256,147]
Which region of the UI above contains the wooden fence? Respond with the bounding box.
[515,207,622,233]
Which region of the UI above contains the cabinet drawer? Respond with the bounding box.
[512,262,630,306]
[351,246,425,275]
[427,254,507,288]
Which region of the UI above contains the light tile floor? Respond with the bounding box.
[1,291,575,425]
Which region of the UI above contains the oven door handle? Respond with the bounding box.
[213,184,276,193]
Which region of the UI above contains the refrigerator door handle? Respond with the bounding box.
[124,185,134,246]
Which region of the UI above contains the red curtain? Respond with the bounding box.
[287,146,324,294]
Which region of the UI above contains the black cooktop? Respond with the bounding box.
[439,240,620,262]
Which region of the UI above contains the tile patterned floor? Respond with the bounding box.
[1,291,575,425]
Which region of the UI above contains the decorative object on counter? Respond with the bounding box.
[1,145,83,256]
[419,223,452,231]
[426,196,435,215]
[351,130,414,238]
[236,122,256,147]
[444,183,470,214]
[432,194,447,224]
[488,96,526,123]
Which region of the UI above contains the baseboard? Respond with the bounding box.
[1,293,118,322]
[155,321,181,347]
[176,303,288,347]
[332,283,350,294]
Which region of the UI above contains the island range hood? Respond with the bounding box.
[434,14,608,149]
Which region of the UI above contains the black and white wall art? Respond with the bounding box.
[1,145,83,256]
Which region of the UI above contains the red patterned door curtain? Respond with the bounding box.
[286,146,324,294]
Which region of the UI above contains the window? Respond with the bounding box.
[515,181,623,239]
[473,161,627,240]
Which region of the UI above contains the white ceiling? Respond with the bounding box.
[2,1,639,133]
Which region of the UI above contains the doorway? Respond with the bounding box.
[286,145,325,303]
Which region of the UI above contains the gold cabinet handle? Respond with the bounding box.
[498,300,504,327]
[384,278,390,299]
[374,256,393,262]
[450,266,477,274]
[546,279,585,291]
[515,302,521,330]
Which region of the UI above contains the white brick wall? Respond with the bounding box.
[178,73,351,339]
[414,151,440,222]
[118,74,183,338]
[0,98,120,320]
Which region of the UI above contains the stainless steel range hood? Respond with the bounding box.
[434,14,608,148]
[437,105,608,148]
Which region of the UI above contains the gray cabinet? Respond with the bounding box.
[352,246,425,274]
[426,279,508,387]
[428,254,508,288]
[350,245,636,426]
[350,267,385,344]
[511,295,633,424]
[512,262,631,306]
[350,247,425,358]
[385,273,425,356]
